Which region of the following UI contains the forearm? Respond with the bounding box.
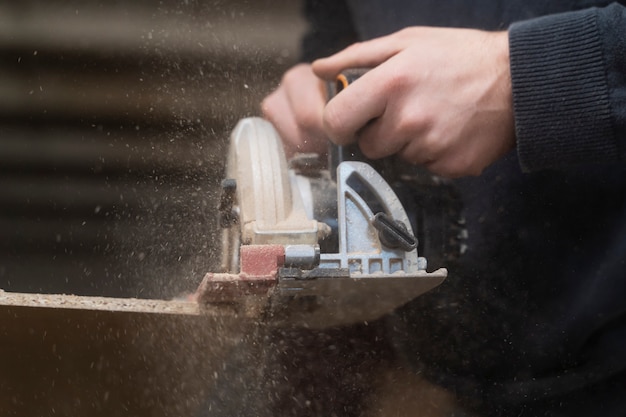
[509,2,626,172]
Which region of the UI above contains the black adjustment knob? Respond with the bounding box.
[371,212,418,252]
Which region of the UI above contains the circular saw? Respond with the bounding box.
[195,117,447,328]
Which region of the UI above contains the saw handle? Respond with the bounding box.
[326,68,371,179]
[326,68,400,183]
[331,68,370,96]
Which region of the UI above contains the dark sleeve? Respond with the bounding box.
[300,0,359,62]
[508,2,626,172]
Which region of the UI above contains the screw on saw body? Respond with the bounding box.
[371,212,418,252]
[218,178,238,228]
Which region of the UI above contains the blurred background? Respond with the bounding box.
[0,0,305,299]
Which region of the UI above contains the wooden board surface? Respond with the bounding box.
[0,291,466,417]
[0,291,255,417]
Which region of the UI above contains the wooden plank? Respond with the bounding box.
[0,291,201,314]
[0,291,254,417]
[0,292,464,417]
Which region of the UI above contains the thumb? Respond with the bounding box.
[312,34,403,79]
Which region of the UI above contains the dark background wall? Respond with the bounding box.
[0,0,305,299]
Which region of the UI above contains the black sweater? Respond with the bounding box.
[301,1,626,416]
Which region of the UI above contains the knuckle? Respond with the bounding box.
[359,143,379,159]
[359,137,390,160]
[395,117,418,139]
[396,27,421,41]
[396,109,431,139]
[323,105,347,142]
[397,27,414,38]
[385,70,410,93]
[261,94,278,121]
[282,63,309,85]
[359,132,399,160]
[281,69,297,86]
[345,41,364,53]
[296,107,322,133]
[423,135,445,159]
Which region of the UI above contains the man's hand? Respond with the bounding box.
[261,63,328,157]
[313,27,515,177]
